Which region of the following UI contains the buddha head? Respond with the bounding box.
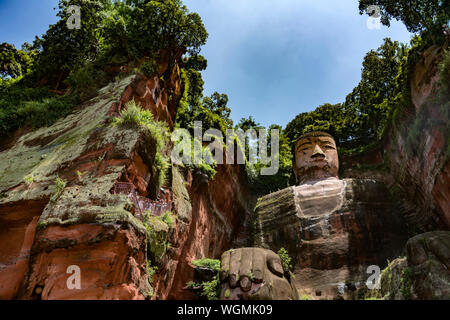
[293,131,339,184]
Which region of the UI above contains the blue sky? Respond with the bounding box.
[0,0,414,127]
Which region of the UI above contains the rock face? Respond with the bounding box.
[0,76,155,299]
[386,45,449,230]
[254,178,408,299]
[219,247,299,300]
[153,164,254,300]
[0,68,254,300]
[0,43,448,301]
[374,231,450,300]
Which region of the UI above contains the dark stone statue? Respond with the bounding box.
[220,132,408,300]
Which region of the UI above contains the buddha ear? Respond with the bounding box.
[292,165,298,184]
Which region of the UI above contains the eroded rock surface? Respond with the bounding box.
[254,178,408,299]
[374,231,450,300]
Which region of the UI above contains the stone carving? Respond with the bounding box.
[220,132,408,300]
[219,247,298,300]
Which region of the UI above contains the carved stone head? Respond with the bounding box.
[293,131,339,184]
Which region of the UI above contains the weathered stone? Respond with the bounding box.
[253,177,408,299]
[373,231,450,300]
[219,248,298,300]
[0,73,171,300]
[385,45,449,230]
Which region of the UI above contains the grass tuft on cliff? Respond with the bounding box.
[112,100,170,190]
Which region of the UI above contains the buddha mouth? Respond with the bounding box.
[312,159,327,164]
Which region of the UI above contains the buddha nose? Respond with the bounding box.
[311,144,325,158]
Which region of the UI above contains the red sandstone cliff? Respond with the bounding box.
[0,52,254,299]
[0,43,448,301]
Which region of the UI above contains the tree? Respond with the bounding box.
[29,0,208,88]
[125,0,208,57]
[284,103,348,146]
[0,43,32,79]
[235,116,262,131]
[183,55,207,71]
[247,123,294,193]
[203,92,232,126]
[359,0,450,39]
[344,38,406,144]
[285,38,407,151]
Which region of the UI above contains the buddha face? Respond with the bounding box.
[293,135,339,184]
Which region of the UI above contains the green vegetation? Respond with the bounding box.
[160,211,175,228]
[400,266,413,299]
[277,248,293,273]
[50,176,66,202]
[192,258,221,270]
[111,99,157,128]
[188,258,221,300]
[142,210,174,265]
[0,79,80,136]
[246,124,294,193]
[111,100,170,190]
[147,260,158,284]
[0,0,207,137]
[358,0,449,43]
[24,175,34,185]
[171,130,218,178]
[175,66,232,136]
[285,38,409,151]
[139,59,158,78]
[188,139,218,179]
[0,42,34,79]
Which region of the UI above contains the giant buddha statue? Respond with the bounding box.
[220,132,408,300]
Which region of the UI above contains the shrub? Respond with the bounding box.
[147,260,158,284]
[112,100,170,190]
[24,175,34,185]
[0,79,79,136]
[192,258,221,271]
[140,59,158,78]
[400,266,413,299]
[189,258,221,300]
[50,176,66,202]
[160,211,174,228]
[111,100,154,128]
[277,248,293,273]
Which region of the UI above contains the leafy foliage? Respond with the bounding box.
[112,100,170,190]
[147,260,158,284]
[160,211,175,228]
[0,78,80,135]
[0,43,33,78]
[0,0,208,136]
[285,38,410,153]
[358,0,450,42]
[50,176,67,202]
[277,248,293,273]
[246,124,294,193]
[192,258,221,271]
[189,258,221,300]
[400,266,413,299]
